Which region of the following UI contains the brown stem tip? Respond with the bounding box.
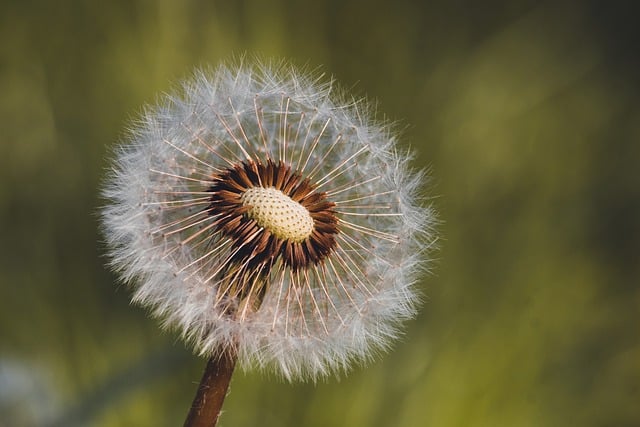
[184,350,237,427]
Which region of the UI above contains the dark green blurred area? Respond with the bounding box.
[1,0,638,426]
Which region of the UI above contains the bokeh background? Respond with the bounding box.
[1,0,639,426]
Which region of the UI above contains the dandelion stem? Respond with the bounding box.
[184,349,237,427]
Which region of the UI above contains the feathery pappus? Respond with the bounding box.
[101,60,436,380]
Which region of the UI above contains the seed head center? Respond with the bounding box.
[241,187,314,243]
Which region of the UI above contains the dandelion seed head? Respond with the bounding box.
[101,60,436,380]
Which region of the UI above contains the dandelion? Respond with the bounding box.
[101,60,435,426]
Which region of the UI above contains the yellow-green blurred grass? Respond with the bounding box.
[0,1,638,426]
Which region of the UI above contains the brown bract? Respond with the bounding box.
[206,159,338,283]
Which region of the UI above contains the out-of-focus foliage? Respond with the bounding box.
[0,0,638,426]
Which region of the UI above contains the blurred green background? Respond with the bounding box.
[1,0,638,426]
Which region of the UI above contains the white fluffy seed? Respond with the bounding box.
[241,187,314,242]
[101,62,436,381]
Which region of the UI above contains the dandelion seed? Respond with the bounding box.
[101,60,436,425]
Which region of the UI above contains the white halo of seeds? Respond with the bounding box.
[101,61,436,381]
[241,186,314,242]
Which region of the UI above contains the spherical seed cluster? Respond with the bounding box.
[241,187,314,243]
[101,61,436,380]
